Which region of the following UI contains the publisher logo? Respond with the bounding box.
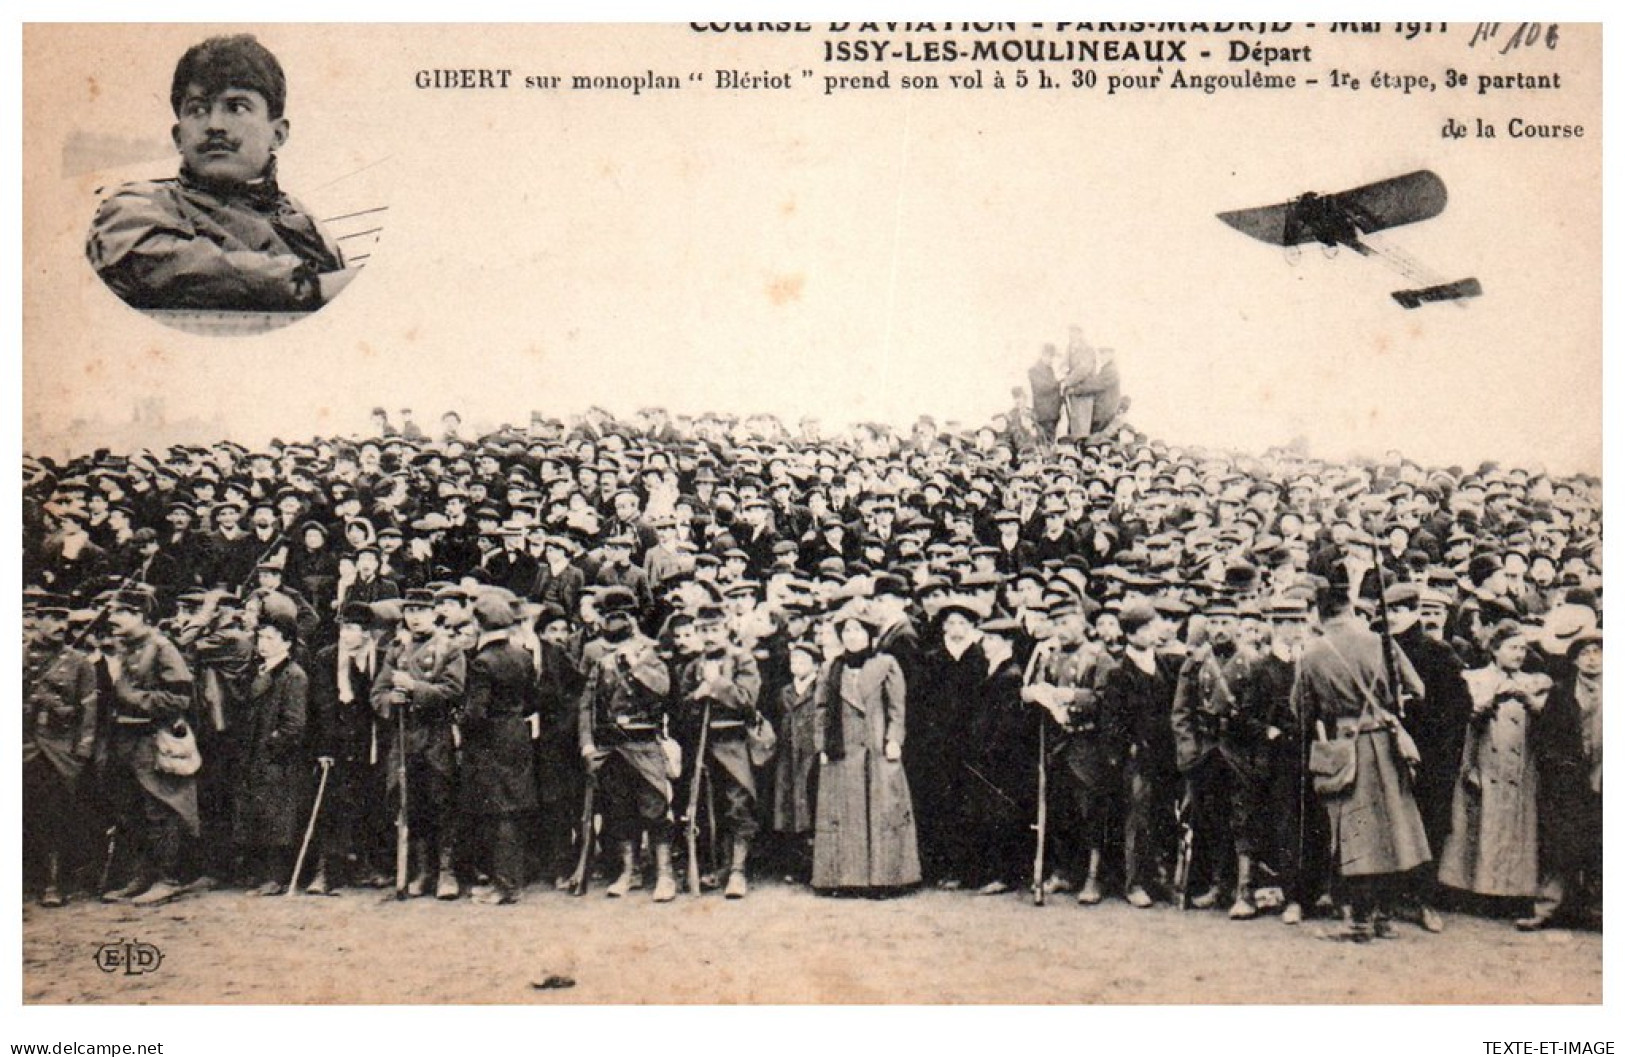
[93,939,164,975]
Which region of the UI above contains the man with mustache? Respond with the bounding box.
[87,34,353,313]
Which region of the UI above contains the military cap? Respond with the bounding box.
[597,586,639,615]
[401,588,436,610]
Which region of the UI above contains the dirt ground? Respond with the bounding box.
[21,880,1601,1005]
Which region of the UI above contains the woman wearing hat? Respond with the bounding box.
[1522,629,1602,929]
[232,609,309,896]
[1437,621,1552,906]
[811,615,921,893]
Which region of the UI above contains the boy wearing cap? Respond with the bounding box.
[86,35,353,313]
[232,610,308,896]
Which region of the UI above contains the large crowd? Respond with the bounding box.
[21,384,1603,941]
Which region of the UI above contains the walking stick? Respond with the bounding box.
[568,774,596,896]
[686,699,712,895]
[288,757,333,895]
[1033,718,1048,906]
[394,700,411,900]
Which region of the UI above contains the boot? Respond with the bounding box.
[651,841,678,903]
[1077,850,1104,905]
[605,841,637,898]
[133,879,186,906]
[434,847,459,900]
[40,852,64,908]
[305,858,333,896]
[102,873,151,904]
[407,843,432,897]
[1229,854,1257,919]
[724,837,750,900]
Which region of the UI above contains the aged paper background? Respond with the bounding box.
[13,16,1610,1034]
[24,23,1600,471]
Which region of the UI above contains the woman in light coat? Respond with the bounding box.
[1438,622,1551,900]
[811,616,921,892]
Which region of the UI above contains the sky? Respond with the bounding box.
[22,23,1603,474]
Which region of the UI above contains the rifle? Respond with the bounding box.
[1033,718,1048,907]
[97,825,119,895]
[1022,641,1050,907]
[686,699,712,895]
[1366,541,1407,719]
[393,697,410,900]
[568,774,596,897]
[1172,788,1195,910]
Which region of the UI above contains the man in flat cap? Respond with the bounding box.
[1099,599,1182,909]
[304,602,389,894]
[87,35,355,314]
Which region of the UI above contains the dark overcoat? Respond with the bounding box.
[460,634,540,817]
[232,658,309,848]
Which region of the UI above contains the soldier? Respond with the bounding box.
[1292,577,1430,942]
[371,588,466,899]
[679,605,763,898]
[98,588,199,908]
[578,588,677,902]
[168,588,254,885]
[1171,598,1270,916]
[23,600,99,906]
[1023,597,1115,904]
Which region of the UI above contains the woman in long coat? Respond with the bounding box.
[1438,622,1551,900]
[233,612,309,895]
[812,616,921,893]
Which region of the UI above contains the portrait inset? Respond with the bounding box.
[85,34,364,335]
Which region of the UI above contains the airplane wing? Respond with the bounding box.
[1217,170,1448,246]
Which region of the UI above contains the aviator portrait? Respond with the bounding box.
[85,34,363,334]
